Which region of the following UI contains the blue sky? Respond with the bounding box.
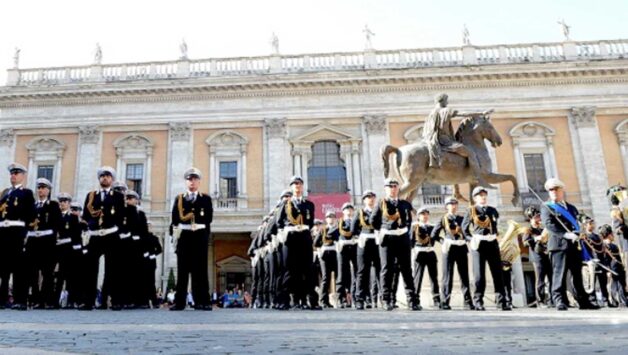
[1,0,627,82]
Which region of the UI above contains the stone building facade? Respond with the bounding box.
[1,38,627,298]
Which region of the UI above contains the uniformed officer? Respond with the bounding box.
[607,185,628,275]
[276,176,317,310]
[80,166,127,310]
[540,178,598,310]
[0,163,36,310]
[25,177,62,309]
[314,211,339,308]
[263,190,293,309]
[580,215,615,307]
[140,220,162,309]
[126,190,154,309]
[53,193,84,309]
[336,203,357,308]
[352,190,380,310]
[521,206,553,307]
[170,167,213,311]
[599,224,628,307]
[249,217,269,308]
[411,207,440,310]
[370,178,419,311]
[462,186,510,311]
[431,197,474,310]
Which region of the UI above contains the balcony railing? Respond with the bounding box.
[6,39,627,87]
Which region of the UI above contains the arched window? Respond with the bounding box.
[307,141,347,194]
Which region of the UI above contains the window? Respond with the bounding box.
[219,161,238,198]
[307,141,347,194]
[126,163,144,198]
[524,153,547,194]
[37,165,54,182]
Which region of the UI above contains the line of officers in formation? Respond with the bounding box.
[0,163,162,310]
[247,176,628,311]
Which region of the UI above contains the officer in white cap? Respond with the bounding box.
[370,178,419,311]
[0,163,36,310]
[540,178,599,310]
[431,196,473,310]
[411,206,440,310]
[276,175,319,310]
[336,202,357,308]
[170,167,213,311]
[25,177,62,309]
[462,186,510,311]
[55,192,84,309]
[353,189,380,310]
[80,166,126,310]
[313,210,339,308]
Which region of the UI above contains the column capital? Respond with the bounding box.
[265,117,287,139]
[362,114,388,135]
[0,128,15,147]
[169,122,192,141]
[568,106,597,128]
[78,125,101,144]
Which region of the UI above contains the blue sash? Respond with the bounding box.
[546,202,580,233]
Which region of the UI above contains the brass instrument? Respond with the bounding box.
[499,220,523,265]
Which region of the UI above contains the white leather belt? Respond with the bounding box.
[149,254,156,260]
[132,235,140,241]
[177,223,206,231]
[72,245,82,250]
[380,227,408,236]
[359,232,376,239]
[283,225,310,233]
[337,239,357,246]
[0,220,26,228]
[56,237,72,245]
[442,238,467,254]
[88,226,119,237]
[27,229,54,237]
[321,245,336,252]
[470,234,497,251]
[143,252,150,258]
[414,245,435,253]
[119,232,131,239]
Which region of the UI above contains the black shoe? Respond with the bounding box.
[441,304,451,310]
[170,304,185,311]
[355,301,365,310]
[579,302,600,310]
[11,303,27,311]
[475,304,486,311]
[365,302,373,309]
[137,304,151,309]
[557,303,568,311]
[33,303,45,310]
[385,302,394,311]
[78,304,93,311]
[501,303,512,311]
[310,305,322,311]
[45,304,60,310]
[464,303,475,310]
[322,302,333,309]
[96,304,108,310]
[606,301,619,308]
[411,302,422,311]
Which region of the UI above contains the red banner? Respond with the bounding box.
[307,193,352,220]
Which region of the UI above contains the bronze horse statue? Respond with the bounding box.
[381,115,520,206]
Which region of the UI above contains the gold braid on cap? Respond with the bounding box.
[382,200,400,222]
[359,209,373,229]
[285,199,304,226]
[339,220,352,238]
[471,204,493,233]
[177,194,195,223]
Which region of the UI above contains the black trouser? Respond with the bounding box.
[531,253,552,304]
[594,265,610,302]
[610,267,628,305]
[279,230,313,306]
[140,258,158,307]
[117,236,139,306]
[356,239,381,303]
[263,250,274,306]
[273,245,284,305]
[441,244,472,306]
[319,249,337,305]
[85,232,124,307]
[251,256,265,306]
[412,249,439,305]
[471,240,506,307]
[174,231,210,307]
[25,236,57,307]
[0,227,28,306]
[336,244,357,304]
[502,268,512,304]
[54,244,81,306]
[379,233,415,305]
[370,266,380,304]
[550,244,590,307]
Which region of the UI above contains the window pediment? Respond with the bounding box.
[291,124,359,144]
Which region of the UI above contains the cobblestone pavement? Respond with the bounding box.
[0,307,627,354]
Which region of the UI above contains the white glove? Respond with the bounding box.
[563,232,578,241]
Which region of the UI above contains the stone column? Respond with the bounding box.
[264,118,288,207]
[75,125,101,201]
[619,136,628,184]
[167,122,193,209]
[340,142,354,197]
[567,107,610,223]
[0,129,15,188]
[291,143,312,193]
[351,141,363,203]
[362,115,388,192]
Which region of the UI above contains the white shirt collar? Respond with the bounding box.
[12,184,22,189]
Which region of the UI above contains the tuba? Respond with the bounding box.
[499,220,523,266]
